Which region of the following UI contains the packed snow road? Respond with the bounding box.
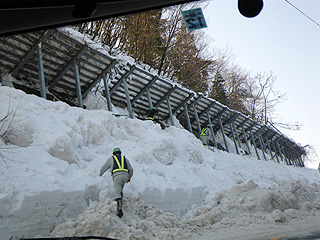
[195,224,320,240]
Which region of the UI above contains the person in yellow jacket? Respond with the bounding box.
[100,147,134,217]
[200,124,212,146]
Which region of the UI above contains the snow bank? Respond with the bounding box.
[1,86,320,239]
[1,190,87,239]
[50,180,320,240]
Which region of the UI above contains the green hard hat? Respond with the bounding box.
[113,148,121,154]
[152,106,157,109]
[207,124,211,127]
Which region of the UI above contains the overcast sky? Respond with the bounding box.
[202,0,320,165]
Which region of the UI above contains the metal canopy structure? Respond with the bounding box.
[0,28,306,167]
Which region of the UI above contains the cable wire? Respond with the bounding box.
[284,0,320,28]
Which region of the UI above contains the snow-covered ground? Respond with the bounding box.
[1,86,320,240]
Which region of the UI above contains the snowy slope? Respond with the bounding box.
[1,86,320,240]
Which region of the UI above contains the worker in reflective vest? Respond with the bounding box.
[147,106,159,120]
[146,106,166,129]
[100,147,134,217]
[200,124,212,146]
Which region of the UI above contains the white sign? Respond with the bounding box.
[181,8,207,31]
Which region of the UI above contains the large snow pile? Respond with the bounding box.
[1,86,320,240]
[50,180,320,240]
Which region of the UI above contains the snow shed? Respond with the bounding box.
[0,28,306,167]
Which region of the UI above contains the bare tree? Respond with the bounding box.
[76,17,127,53]
[207,49,250,114]
[0,103,17,174]
[243,72,300,130]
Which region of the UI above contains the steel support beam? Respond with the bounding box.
[265,132,275,159]
[251,125,267,159]
[272,141,280,163]
[190,101,216,126]
[219,116,229,152]
[254,127,267,160]
[210,108,227,125]
[232,122,241,149]
[230,121,239,154]
[214,111,241,152]
[82,59,117,98]
[177,94,202,120]
[286,144,293,165]
[222,112,240,127]
[146,88,153,109]
[131,75,158,105]
[241,126,251,155]
[280,142,289,165]
[199,103,238,137]
[238,118,251,155]
[184,104,192,133]
[73,61,83,108]
[301,155,305,167]
[206,111,217,148]
[11,30,52,76]
[295,151,303,167]
[265,135,274,160]
[296,156,300,167]
[299,156,304,167]
[258,132,267,160]
[251,130,260,160]
[294,150,301,167]
[154,85,177,108]
[276,141,284,162]
[49,44,88,89]
[294,150,302,166]
[123,78,133,119]
[283,143,291,165]
[172,92,194,116]
[110,65,135,95]
[193,104,202,135]
[103,73,112,112]
[166,96,174,126]
[290,147,297,166]
[270,132,281,162]
[37,43,46,99]
[240,119,257,137]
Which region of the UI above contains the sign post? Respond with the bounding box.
[181,8,207,31]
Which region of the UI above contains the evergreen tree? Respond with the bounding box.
[209,72,228,105]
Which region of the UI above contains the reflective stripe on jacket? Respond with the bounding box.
[200,127,208,136]
[112,155,129,174]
